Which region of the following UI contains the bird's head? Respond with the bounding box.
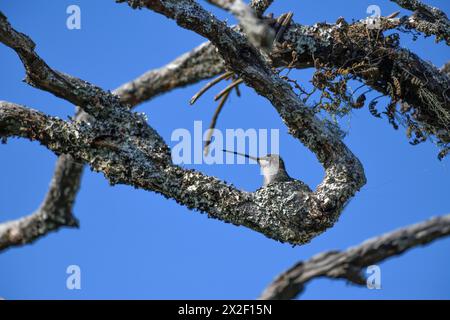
[256,154,285,177]
[222,150,290,186]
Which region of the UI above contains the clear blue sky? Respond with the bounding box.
[0,0,449,299]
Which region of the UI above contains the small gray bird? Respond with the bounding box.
[223,150,292,187]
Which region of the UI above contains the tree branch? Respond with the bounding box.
[250,0,273,16]
[114,41,224,107]
[128,13,449,147]
[259,213,450,300]
[0,11,126,119]
[0,108,90,252]
[118,0,366,242]
[1,0,366,246]
[0,101,78,149]
[0,45,210,252]
[0,8,200,252]
[0,154,82,252]
[390,0,450,44]
[113,0,275,108]
[206,0,274,50]
[2,0,446,251]
[0,48,206,252]
[270,17,450,146]
[0,18,225,252]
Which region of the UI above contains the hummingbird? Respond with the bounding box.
[223,150,292,187]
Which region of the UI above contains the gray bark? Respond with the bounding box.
[112,3,450,145]
[0,153,82,251]
[0,5,366,247]
[260,213,450,300]
[0,0,448,300]
[390,0,450,44]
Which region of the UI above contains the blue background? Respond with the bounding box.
[0,0,449,299]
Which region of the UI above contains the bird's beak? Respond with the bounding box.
[222,149,259,161]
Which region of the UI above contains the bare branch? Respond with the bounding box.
[114,41,225,107]
[0,21,224,252]
[114,0,274,109]
[3,0,445,253]
[114,14,449,146]
[250,0,273,16]
[207,0,274,50]
[1,41,219,252]
[113,0,273,108]
[260,214,450,300]
[390,0,450,44]
[118,0,366,243]
[0,101,77,149]
[273,18,450,145]
[0,11,126,119]
[0,154,83,252]
[1,0,365,246]
[0,108,91,252]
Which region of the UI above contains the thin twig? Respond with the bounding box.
[214,78,244,101]
[190,71,234,105]
[274,12,293,44]
[204,90,232,155]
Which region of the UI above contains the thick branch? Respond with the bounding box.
[114,0,275,108]
[134,15,449,145]
[0,28,230,252]
[390,0,450,44]
[119,0,366,243]
[114,11,450,145]
[0,108,91,252]
[0,10,187,252]
[1,19,223,252]
[0,101,266,243]
[0,49,202,252]
[250,0,273,16]
[0,45,206,252]
[0,99,320,245]
[0,101,78,149]
[114,42,224,107]
[0,0,364,244]
[206,0,274,50]
[260,214,450,300]
[0,154,82,252]
[272,18,450,144]
[0,11,126,119]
